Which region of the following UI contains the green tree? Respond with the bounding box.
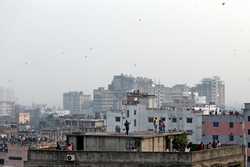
[172,133,188,152]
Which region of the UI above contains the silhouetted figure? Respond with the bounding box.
[212,140,217,148]
[124,120,130,135]
[56,142,61,150]
[198,142,204,150]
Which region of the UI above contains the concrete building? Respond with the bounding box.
[93,87,114,113]
[0,87,15,117]
[202,113,244,145]
[24,133,244,167]
[196,76,225,108]
[63,91,91,114]
[201,103,250,166]
[135,77,154,95]
[39,115,106,142]
[66,132,184,152]
[108,74,135,93]
[106,91,203,144]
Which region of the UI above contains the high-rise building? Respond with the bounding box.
[93,87,114,113]
[0,87,15,117]
[63,91,91,114]
[108,74,135,93]
[196,76,225,108]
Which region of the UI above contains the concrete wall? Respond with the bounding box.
[68,135,168,152]
[25,150,192,167]
[24,146,244,167]
[192,146,244,167]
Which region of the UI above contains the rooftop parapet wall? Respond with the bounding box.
[192,146,244,167]
[25,146,244,167]
[26,150,192,166]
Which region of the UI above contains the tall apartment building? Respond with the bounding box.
[107,74,155,111]
[108,74,135,93]
[93,87,114,113]
[0,87,15,117]
[196,76,225,108]
[135,77,154,94]
[63,91,91,114]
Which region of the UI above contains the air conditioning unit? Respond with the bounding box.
[65,154,75,161]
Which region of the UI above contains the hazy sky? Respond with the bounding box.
[0,0,250,108]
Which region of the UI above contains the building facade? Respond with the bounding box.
[106,92,203,144]
[196,76,225,108]
[201,103,250,166]
[93,87,114,113]
[63,91,91,114]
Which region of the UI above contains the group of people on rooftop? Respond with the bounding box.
[198,140,221,150]
[153,117,166,133]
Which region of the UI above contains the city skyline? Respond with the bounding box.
[0,74,240,109]
[1,0,250,108]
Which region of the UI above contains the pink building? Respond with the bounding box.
[202,103,250,166]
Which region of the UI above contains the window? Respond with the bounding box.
[8,157,22,160]
[172,118,177,123]
[115,126,121,133]
[160,117,166,121]
[127,110,129,118]
[148,117,153,123]
[248,156,250,162]
[0,159,4,165]
[248,116,250,122]
[248,142,250,148]
[213,135,219,141]
[248,129,250,135]
[213,122,219,127]
[229,135,234,141]
[186,118,192,123]
[134,119,136,127]
[179,117,182,120]
[229,122,234,128]
[115,117,121,122]
[134,110,136,115]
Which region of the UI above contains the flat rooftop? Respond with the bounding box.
[67,131,185,139]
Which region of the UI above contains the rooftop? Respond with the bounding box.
[67,131,185,139]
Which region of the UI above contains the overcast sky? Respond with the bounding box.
[0,0,250,108]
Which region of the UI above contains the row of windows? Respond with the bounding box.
[126,110,136,118]
[212,122,235,128]
[212,135,234,141]
[115,116,193,125]
[115,117,137,127]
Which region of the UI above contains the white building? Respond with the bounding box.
[106,92,203,144]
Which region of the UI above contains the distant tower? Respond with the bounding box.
[0,86,15,117]
[196,76,225,108]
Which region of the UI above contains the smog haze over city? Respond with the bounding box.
[1,0,250,108]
